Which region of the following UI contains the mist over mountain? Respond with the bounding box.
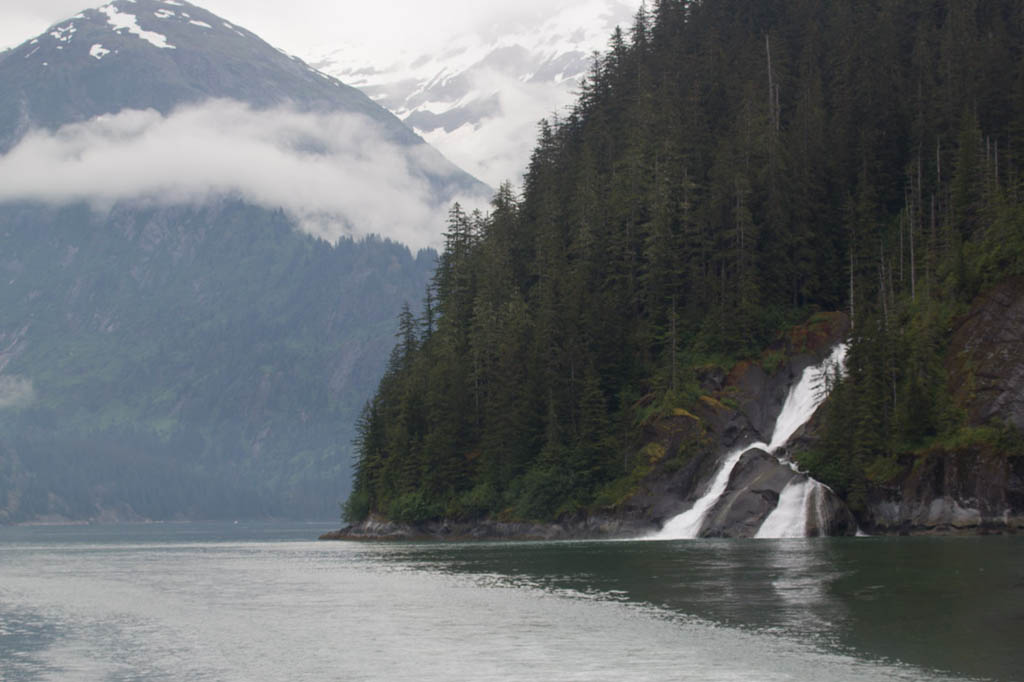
[0,0,485,522]
[305,0,640,186]
[0,0,490,248]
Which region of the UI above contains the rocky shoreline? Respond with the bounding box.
[326,294,1024,543]
[318,511,1023,541]
[319,514,658,541]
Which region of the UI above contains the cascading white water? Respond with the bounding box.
[755,478,832,539]
[755,479,812,538]
[650,344,848,540]
[651,441,768,539]
[766,346,845,452]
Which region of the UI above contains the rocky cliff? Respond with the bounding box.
[858,277,1024,534]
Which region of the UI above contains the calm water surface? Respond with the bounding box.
[0,522,1020,681]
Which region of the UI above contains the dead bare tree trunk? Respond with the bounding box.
[849,246,855,330]
[765,34,779,134]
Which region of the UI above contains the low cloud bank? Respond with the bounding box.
[0,100,487,250]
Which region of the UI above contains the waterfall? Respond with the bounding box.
[754,479,812,538]
[755,478,833,538]
[765,346,845,451]
[651,441,768,539]
[650,344,848,540]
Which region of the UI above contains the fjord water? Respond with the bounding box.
[1,524,1020,681]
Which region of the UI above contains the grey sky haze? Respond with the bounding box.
[0,0,585,56]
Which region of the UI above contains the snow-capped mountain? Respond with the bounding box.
[0,0,489,243]
[302,0,641,187]
[3,1,381,143]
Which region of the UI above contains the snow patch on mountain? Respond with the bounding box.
[49,24,77,44]
[100,3,176,49]
[90,44,112,60]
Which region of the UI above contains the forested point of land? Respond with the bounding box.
[346,0,1024,525]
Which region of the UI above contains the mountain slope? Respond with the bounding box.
[0,200,436,521]
[4,1,425,149]
[0,0,480,523]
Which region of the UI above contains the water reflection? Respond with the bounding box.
[384,536,1023,681]
[760,539,850,645]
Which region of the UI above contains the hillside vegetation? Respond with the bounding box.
[346,0,1024,525]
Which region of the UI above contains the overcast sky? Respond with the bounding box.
[0,0,599,56]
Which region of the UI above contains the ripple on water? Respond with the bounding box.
[0,525,1014,682]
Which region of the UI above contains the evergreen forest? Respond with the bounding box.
[346,0,1024,524]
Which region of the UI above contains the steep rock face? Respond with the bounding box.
[725,312,851,449]
[947,277,1024,431]
[855,278,1024,533]
[804,483,859,536]
[864,448,1024,532]
[619,399,750,525]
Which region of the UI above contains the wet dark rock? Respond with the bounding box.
[947,276,1024,431]
[697,366,727,394]
[699,450,857,538]
[807,486,859,537]
[863,449,1024,533]
[700,449,798,537]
